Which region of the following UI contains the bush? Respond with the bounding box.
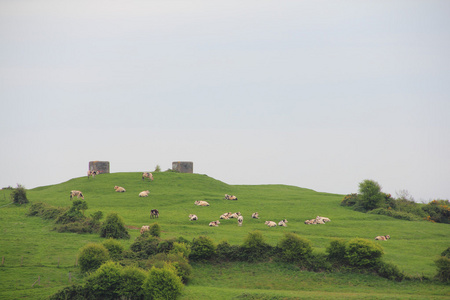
[368,208,422,221]
[423,199,450,224]
[326,238,348,265]
[356,180,384,212]
[102,238,124,261]
[170,242,191,259]
[142,265,184,300]
[441,247,450,258]
[189,236,216,261]
[147,253,192,284]
[241,231,273,262]
[130,234,161,259]
[56,218,101,234]
[10,184,28,204]
[78,243,109,273]
[100,212,130,239]
[149,222,161,237]
[27,202,67,220]
[341,193,359,207]
[49,284,93,300]
[216,241,242,262]
[435,256,450,283]
[157,238,175,254]
[346,238,384,268]
[119,266,147,299]
[85,261,123,299]
[299,252,332,272]
[277,232,312,263]
[56,200,87,224]
[377,261,405,281]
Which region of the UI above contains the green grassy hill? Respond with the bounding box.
[1,172,449,299]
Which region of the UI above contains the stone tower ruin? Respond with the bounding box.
[89,161,110,174]
[172,161,193,173]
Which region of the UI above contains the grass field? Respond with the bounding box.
[0,172,449,299]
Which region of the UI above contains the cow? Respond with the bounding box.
[150,209,159,219]
[316,216,331,223]
[265,221,277,227]
[70,190,84,200]
[189,214,198,221]
[375,235,391,241]
[278,219,288,227]
[87,170,100,179]
[224,194,238,200]
[139,190,150,197]
[194,200,210,206]
[238,215,243,226]
[209,220,220,227]
[140,225,150,235]
[229,212,241,219]
[114,186,126,192]
[142,172,153,181]
[220,212,232,219]
[251,212,259,219]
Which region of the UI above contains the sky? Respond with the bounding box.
[1,1,449,202]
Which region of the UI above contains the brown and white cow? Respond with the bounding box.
[142,172,153,181]
[70,190,84,200]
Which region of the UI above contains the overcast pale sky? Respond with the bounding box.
[1,1,449,202]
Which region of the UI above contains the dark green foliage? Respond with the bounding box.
[130,234,161,259]
[78,243,109,273]
[48,284,94,300]
[170,242,191,259]
[368,208,422,221]
[102,238,124,261]
[216,240,243,262]
[157,238,175,253]
[119,266,147,299]
[435,256,450,283]
[341,193,359,207]
[100,212,130,239]
[277,232,313,263]
[441,247,450,258]
[56,200,87,224]
[422,200,450,224]
[356,180,384,212]
[147,253,192,284]
[376,261,405,281]
[56,218,101,234]
[189,236,216,261]
[27,202,67,220]
[326,239,348,264]
[346,238,384,268]
[299,252,332,272]
[142,266,183,300]
[241,231,274,262]
[10,184,28,204]
[85,261,123,299]
[90,211,103,222]
[149,222,161,237]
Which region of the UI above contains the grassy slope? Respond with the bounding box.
[0,172,449,299]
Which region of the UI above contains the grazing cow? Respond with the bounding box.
[189,214,198,221]
[220,212,232,219]
[70,190,84,200]
[265,221,277,227]
[114,186,126,192]
[142,172,154,181]
[194,200,210,206]
[150,209,159,219]
[375,235,391,241]
[140,225,150,235]
[209,220,220,227]
[278,219,288,227]
[87,170,100,179]
[238,215,243,226]
[251,212,259,219]
[139,190,150,197]
[224,194,238,200]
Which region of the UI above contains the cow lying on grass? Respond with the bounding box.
[209,220,220,227]
[139,190,150,197]
[304,216,331,225]
[375,235,391,241]
[265,221,277,227]
[194,200,210,206]
[189,214,198,221]
[224,194,238,200]
[114,186,126,192]
[238,215,243,226]
[278,219,288,227]
[251,212,259,219]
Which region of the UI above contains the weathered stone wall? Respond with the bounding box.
[89,161,110,174]
[172,161,193,173]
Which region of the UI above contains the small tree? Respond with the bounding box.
[326,238,348,265]
[119,266,147,299]
[102,238,124,261]
[85,261,123,299]
[154,165,162,172]
[78,243,109,273]
[142,265,183,300]
[278,232,312,262]
[435,256,450,283]
[10,184,28,204]
[189,236,216,261]
[149,222,161,237]
[356,179,384,211]
[241,231,272,262]
[100,212,130,239]
[346,238,384,268]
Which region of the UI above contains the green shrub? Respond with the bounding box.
[377,261,405,281]
[56,218,101,234]
[441,247,450,258]
[78,243,109,273]
[170,242,191,259]
[157,238,175,253]
[435,256,450,283]
[356,179,384,212]
[241,231,273,262]
[90,211,103,222]
[368,208,422,221]
[346,238,384,268]
[10,184,28,204]
[341,193,359,207]
[299,252,332,272]
[56,200,87,224]
[277,232,312,263]
[102,238,124,261]
[85,261,123,299]
[423,199,450,224]
[130,234,160,259]
[27,202,66,220]
[189,236,216,261]
[147,253,192,284]
[49,284,93,300]
[216,241,242,262]
[149,222,161,237]
[119,266,147,299]
[326,238,348,265]
[100,212,130,239]
[142,265,184,300]
[154,165,162,172]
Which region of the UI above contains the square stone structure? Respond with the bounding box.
[172,161,193,173]
[89,161,110,174]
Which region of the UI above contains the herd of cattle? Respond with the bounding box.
[73,171,391,241]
